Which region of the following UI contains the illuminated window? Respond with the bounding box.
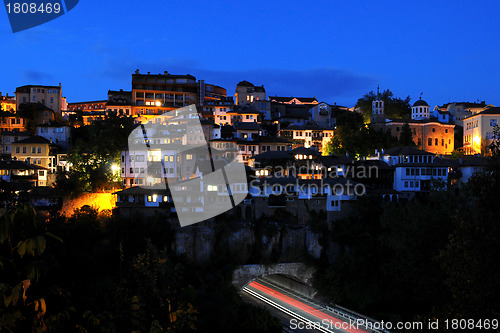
[186,154,193,160]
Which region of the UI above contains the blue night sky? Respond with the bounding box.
[1,0,499,108]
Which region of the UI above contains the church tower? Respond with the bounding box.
[411,94,430,120]
[371,86,385,123]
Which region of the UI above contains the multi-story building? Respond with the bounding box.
[0,93,16,112]
[279,124,334,153]
[203,97,234,125]
[235,81,266,105]
[226,107,263,125]
[0,130,31,155]
[0,113,26,132]
[108,89,132,104]
[256,136,292,154]
[11,136,58,173]
[65,101,108,125]
[67,100,107,113]
[463,107,500,155]
[131,70,226,119]
[234,122,262,140]
[309,102,348,128]
[0,159,48,187]
[437,101,493,126]
[367,146,451,195]
[36,123,72,149]
[371,98,455,155]
[15,84,63,114]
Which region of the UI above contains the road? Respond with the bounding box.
[241,278,372,333]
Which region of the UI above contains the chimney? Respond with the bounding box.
[135,69,139,74]
[147,72,150,75]
[164,71,168,75]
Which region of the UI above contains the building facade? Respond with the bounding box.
[463,107,500,155]
[15,84,63,114]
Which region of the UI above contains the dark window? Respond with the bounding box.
[428,138,432,146]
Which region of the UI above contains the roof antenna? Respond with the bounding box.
[377,84,380,96]
[420,92,423,100]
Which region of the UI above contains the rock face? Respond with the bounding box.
[170,218,323,265]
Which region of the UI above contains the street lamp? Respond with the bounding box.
[111,164,120,174]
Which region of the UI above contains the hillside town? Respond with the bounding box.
[0,70,496,220]
[2,71,500,333]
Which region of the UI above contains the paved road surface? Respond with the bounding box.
[241,278,371,333]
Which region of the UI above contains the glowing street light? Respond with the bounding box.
[155,100,162,107]
[111,164,120,174]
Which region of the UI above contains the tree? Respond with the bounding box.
[0,205,63,332]
[399,122,414,146]
[356,89,411,122]
[57,112,136,193]
[324,111,400,157]
[437,128,500,319]
[17,103,56,134]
